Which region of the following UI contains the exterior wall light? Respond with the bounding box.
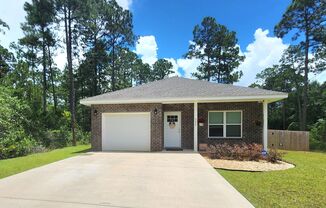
[154,108,158,115]
[94,109,98,116]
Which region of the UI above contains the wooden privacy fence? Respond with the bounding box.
[268,130,309,151]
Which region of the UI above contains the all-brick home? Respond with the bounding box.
[80,76,287,152]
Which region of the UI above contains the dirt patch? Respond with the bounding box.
[205,157,295,172]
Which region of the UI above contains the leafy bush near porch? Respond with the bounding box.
[208,143,283,163]
[265,148,283,163]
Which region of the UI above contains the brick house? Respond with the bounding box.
[80,77,287,152]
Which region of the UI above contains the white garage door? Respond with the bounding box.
[102,113,151,151]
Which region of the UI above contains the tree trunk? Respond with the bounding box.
[293,74,303,130]
[64,3,76,146]
[41,27,47,113]
[93,36,98,96]
[31,47,36,98]
[47,44,57,113]
[207,56,210,81]
[111,42,116,91]
[301,11,310,131]
[282,100,286,130]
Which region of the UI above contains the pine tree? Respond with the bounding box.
[23,0,56,113]
[185,16,244,83]
[151,59,174,81]
[275,0,326,130]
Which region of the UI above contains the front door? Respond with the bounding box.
[164,112,181,148]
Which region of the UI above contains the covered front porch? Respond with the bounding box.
[161,100,269,152]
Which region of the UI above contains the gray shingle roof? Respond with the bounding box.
[80,76,287,105]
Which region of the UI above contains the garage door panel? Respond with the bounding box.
[102,113,150,151]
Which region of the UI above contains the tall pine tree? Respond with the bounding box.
[185,17,244,83]
[275,0,326,130]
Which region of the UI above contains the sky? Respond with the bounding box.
[0,0,325,86]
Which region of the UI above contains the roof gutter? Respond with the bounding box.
[80,94,288,106]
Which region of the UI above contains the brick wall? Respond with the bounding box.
[163,104,194,149]
[91,103,163,151]
[90,102,263,152]
[198,102,263,145]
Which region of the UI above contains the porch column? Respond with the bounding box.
[194,102,198,152]
[263,100,268,151]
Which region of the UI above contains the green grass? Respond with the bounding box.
[218,151,326,208]
[0,145,90,179]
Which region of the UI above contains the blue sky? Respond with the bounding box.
[0,0,325,86]
[132,0,291,58]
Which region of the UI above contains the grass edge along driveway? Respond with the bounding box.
[218,151,326,208]
[0,145,90,179]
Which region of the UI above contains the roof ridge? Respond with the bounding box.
[82,76,179,101]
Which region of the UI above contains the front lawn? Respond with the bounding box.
[0,145,90,179]
[218,151,326,208]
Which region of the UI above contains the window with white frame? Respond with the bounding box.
[208,111,242,138]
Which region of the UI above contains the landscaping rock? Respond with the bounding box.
[205,157,295,172]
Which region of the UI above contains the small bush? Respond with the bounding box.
[208,143,264,161]
[76,129,90,145]
[30,145,48,154]
[310,139,326,151]
[0,131,41,159]
[44,128,71,149]
[208,143,283,163]
[266,148,284,163]
[310,119,326,151]
[43,127,90,149]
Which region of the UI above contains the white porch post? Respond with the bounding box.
[194,102,198,152]
[263,100,268,151]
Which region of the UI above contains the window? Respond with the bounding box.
[208,112,223,137]
[208,111,242,138]
[226,112,241,137]
[167,115,178,123]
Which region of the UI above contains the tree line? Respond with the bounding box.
[273,0,325,131]
[251,0,325,149]
[0,0,175,158]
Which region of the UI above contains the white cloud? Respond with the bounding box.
[173,30,288,82]
[116,0,133,10]
[164,58,178,75]
[54,49,67,70]
[236,28,288,86]
[311,71,326,83]
[176,58,201,78]
[135,35,158,65]
[134,36,201,78]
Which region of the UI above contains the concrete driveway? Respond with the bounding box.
[0,152,253,208]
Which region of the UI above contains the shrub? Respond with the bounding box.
[76,128,90,145]
[29,145,48,154]
[0,86,32,140]
[0,131,41,159]
[208,143,283,163]
[266,148,284,163]
[44,128,71,149]
[310,119,326,151]
[208,143,264,161]
[43,127,90,149]
[310,139,326,151]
